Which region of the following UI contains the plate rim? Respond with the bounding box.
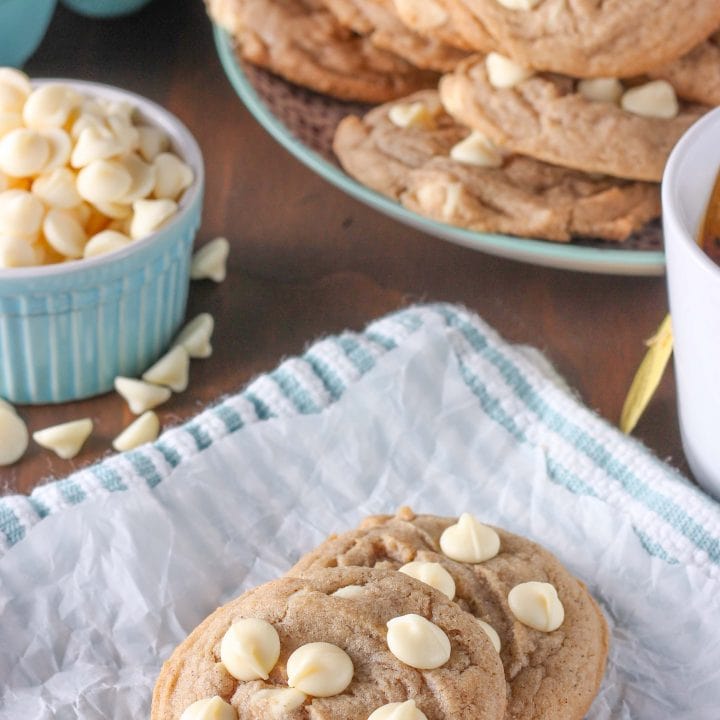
[213,26,666,277]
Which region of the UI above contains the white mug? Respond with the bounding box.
[663,107,720,497]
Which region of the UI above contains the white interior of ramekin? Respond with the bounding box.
[0,78,204,280]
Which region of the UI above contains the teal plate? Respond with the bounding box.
[214,26,666,276]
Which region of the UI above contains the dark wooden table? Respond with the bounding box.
[1,0,688,495]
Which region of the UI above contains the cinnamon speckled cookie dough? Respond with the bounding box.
[439,55,707,182]
[333,91,660,242]
[291,508,609,720]
[152,567,507,720]
[205,0,438,102]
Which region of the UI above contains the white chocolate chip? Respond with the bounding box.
[250,688,306,715]
[118,153,156,204]
[220,618,281,681]
[620,80,679,119]
[76,159,133,205]
[173,313,214,359]
[71,125,125,168]
[93,200,132,220]
[0,397,15,414]
[101,99,135,123]
[32,418,93,459]
[0,190,45,236]
[23,84,80,129]
[190,237,230,282]
[114,376,172,414]
[508,581,565,632]
[0,128,50,177]
[286,642,354,697]
[577,77,623,105]
[368,700,429,720]
[393,0,448,30]
[152,152,194,200]
[388,101,439,130]
[450,131,505,168]
[439,513,500,563]
[40,128,72,173]
[0,69,31,101]
[476,620,501,652]
[0,112,23,138]
[112,410,160,452]
[129,198,177,240]
[493,0,540,8]
[84,230,132,258]
[43,209,87,258]
[0,82,27,115]
[398,561,455,600]
[137,125,169,162]
[386,614,450,670]
[142,345,190,392]
[0,407,29,466]
[0,236,41,267]
[332,585,365,599]
[180,696,237,720]
[70,112,105,141]
[106,114,140,155]
[485,52,534,88]
[32,167,82,209]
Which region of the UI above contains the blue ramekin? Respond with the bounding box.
[0,79,204,404]
[60,0,151,17]
[0,0,58,67]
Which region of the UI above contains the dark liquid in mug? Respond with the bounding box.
[701,168,720,265]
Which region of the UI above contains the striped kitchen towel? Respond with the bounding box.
[1,303,719,577]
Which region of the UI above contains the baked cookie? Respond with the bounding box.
[152,567,507,720]
[319,0,468,72]
[205,0,438,102]
[439,55,708,182]
[333,91,660,242]
[453,0,720,78]
[650,34,720,106]
[291,508,609,720]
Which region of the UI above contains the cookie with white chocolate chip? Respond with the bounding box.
[439,54,708,182]
[333,90,660,242]
[291,508,609,720]
[151,567,507,720]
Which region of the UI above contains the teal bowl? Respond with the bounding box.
[0,79,204,405]
[0,0,57,67]
[60,0,151,17]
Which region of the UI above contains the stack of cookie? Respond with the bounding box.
[207,0,720,244]
[152,508,609,719]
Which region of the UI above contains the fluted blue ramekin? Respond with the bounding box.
[0,79,204,404]
[0,0,57,67]
[60,0,151,17]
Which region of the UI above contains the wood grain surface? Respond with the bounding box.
[0,0,688,496]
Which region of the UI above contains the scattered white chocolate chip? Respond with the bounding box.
[84,230,132,258]
[220,618,281,681]
[485,52,534,89]
[23,84,79,129]
[393,0,448,30]
[142,345,190,392]
[136,125,169,162]
[31,167,82,209]
[0,236,40,267]
[190,236,229,282]
[620,80,679,119]
[250,688,306,715]
[439,513,500,563]
[286,642,354,697]
[477,620,501,652]
[32,418,93,460]
[152,152,194,200]
[450,131,504,168]
[112,410,160,452]
[77,159,132,205]
[43,209,87,258]
[114,376,172,414]
[0,128,50,177]
[0,189,44,236]
[493,0,540,8]
[180,696,237,720]
[332,585,365,599]
[508,581,565,632]
[577,77,623,105]
[368,700,428,720]
[388,101,439,130]
[173,313,214,359]
[129,198,177,240]
[0,406,29,466]
[398,561,455,600]
[386,614,450,670]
